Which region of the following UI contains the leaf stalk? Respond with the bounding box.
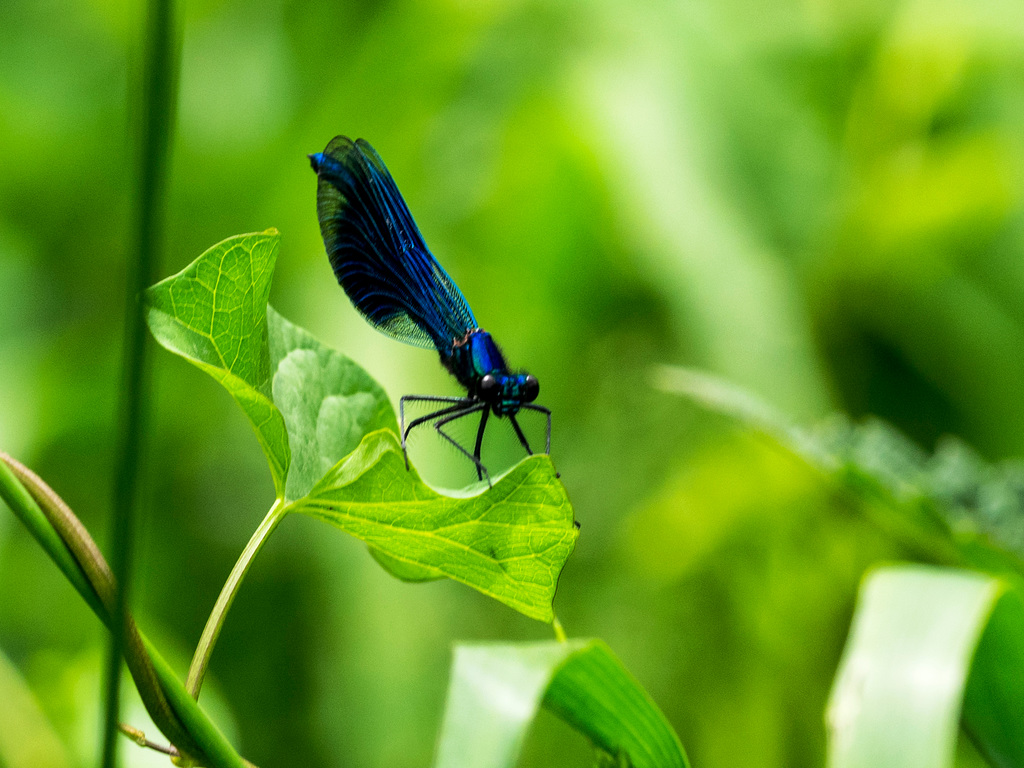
[187,498,288,698]
[552,612,568,643]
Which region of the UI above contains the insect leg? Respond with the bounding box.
[400,394,471,407]
[473,407,490,481]
[521,404,552,454]
[434,405,492,486]
[401,397,475,470]
[509,414,533,456]
[400,395,474,442]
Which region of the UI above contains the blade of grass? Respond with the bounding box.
[104,0,180,761]
[827,565,1024,768]
[435,640,688,768]
[0,458,106,619]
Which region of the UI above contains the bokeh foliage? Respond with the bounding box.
[3,0,1024,765]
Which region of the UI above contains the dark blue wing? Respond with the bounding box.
[310,136,476,351]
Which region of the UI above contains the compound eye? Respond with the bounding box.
[479,374,498,398]
[524,374,540,402]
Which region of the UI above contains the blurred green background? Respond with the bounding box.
[3,0,1024,765]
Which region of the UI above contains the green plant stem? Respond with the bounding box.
[104,0,179,761]
[187,499,287,699]
[119,723,179,756]
[144,635,250,768]
[0,454,251,767]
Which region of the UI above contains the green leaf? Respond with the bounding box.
[368,547,442,582]
[148,231,574,614]
[289,430,578,622]
[964,583,1024,768]
[434,639,688,768]
[543,641,688,768]
[145,230,290,495]
[146,231,397,502]
[436,642,573,768]
[267,305,396,501]
[827,565,1024,768]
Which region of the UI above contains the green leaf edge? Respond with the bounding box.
[144,229,290,497]
[289,429,578,623]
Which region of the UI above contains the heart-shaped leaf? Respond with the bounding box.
[290,430,578,622]
[145,230,397,501]
[434,639,688,768]
[147,230,578,621]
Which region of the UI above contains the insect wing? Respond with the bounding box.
[313,136,476,351]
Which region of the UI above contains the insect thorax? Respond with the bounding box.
[444,330,538,416]
[445,329,507,389]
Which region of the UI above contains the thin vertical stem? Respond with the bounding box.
[101,0,178,764]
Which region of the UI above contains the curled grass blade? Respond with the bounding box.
[0,454,248,768]
[434,639,688,768]
[827,565,1024,768]
[543,640,689,768]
